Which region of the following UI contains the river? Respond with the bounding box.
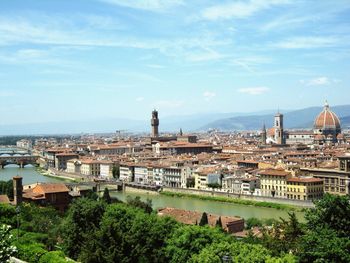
[0,165,305,220]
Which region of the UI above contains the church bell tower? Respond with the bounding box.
[274,112,285,144]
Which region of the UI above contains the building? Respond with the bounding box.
[259,169,292,198]
[66,159,82,174]
[80,159,101,176]
[158,207,244,234]
[266,102,344,145]
[119,163,135,182]
[286,177,323,201]
[260,124,267,145]
[16,139,32,150]
[153,142,214,155]
[274,112,285,144]
[55,153,79,171]
[313,101,342,144]
[151,109,159,137]
[301,166,350,196]
[23,183,71,212]
[100,161,114,178]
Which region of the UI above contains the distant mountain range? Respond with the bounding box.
[0,110,282,135]
[200,105,350,131]
[0,106,348,135]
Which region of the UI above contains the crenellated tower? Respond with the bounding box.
[151,110,159,137]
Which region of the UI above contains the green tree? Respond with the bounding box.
[260,212,304,255]
[297,227,350,263]
[0,225,17,263]
[102,187,111,204]
[79,203,178,263]
[164,225,230,263]
[0,180,14,200]
[305,193,350,238]
[0,204,16,226]
[215,216,222,229]
[245,217,263,229]
[199,212,208,226]
[189,241,296,263]
[60,198,106,259]
[126,196,153,214]
[112,165,120,179]
[186,177,195,188]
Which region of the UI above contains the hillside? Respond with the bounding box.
[200,105,350,131]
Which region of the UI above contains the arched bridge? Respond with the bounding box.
[0,155,39,168]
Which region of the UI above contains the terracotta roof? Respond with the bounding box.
[0,195,10,204]
[314,102,341,130]
[287,177,323,183]
[32,183,69,194]
[258,169,291,177]
[157,207,243,231]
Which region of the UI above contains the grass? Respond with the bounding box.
[160,191,302,211]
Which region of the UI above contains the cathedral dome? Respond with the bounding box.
[314,102,341,131]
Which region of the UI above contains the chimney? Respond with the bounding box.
[13,176,23,206]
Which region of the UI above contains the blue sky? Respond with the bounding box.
[0,0,350,125]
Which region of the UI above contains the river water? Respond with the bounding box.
[111,191,305,221]
[0,165,305,220]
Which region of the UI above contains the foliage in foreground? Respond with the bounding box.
[0,193,349,263]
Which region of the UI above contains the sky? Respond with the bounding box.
[0,0,350,125]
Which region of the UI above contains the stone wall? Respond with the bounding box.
[162,187,315,208]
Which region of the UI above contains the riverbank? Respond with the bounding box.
[160,191,304,211]
[124,186,159,195]
[36,167,78,182]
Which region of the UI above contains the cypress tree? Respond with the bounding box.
[102,187,111,204]
[199,212,208,226]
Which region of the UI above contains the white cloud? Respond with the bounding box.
[185,49,224,62]
[238,87,270,95]
[136,97,145,102]
[300,77,338,86]
[201,0,290,21]
[100,0,184,12]
[203,91,216,101]
[273,36,340,49]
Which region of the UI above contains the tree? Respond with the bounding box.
[199,212,208,226]
[79,203,179,263]
[186,177,195,188]
[0,225,17,263]
[102,188,111,204]
[164,225,231,263]
[297,227,350,263]
[126,196,153,214]
[189,241,296,263]
[215,216,222,229]
[60,198,106,259]
[0,180,14,200]
[112,165,120,179]
[305,193,350,238]
[245,217,263,229]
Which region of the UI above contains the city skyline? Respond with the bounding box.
[1,0,350,125]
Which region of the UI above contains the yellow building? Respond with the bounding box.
[287,177,323,201]
[259,169,292,198]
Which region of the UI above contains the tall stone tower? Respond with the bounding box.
[151,110,159,137]
[13,176,23,206]
[261,123,267,145]
[274,112,285,144]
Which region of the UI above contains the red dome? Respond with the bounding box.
[314,102,341,130]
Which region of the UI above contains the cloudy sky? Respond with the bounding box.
[0,0,349,124]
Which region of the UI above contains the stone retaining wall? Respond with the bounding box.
[162,187,315,208]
